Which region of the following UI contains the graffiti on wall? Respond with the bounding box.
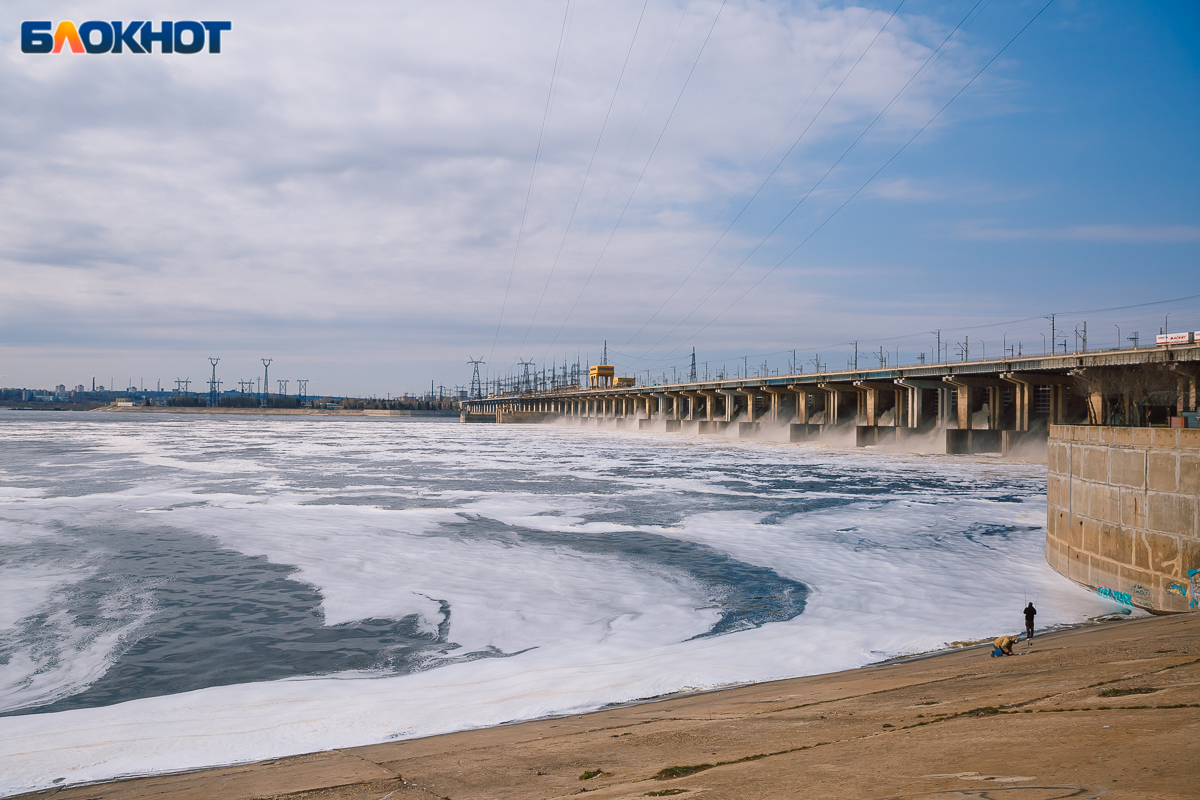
[1190,569,1199,611]
[1096,586,1133,606]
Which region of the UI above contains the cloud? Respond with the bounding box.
[952,223,1200,243]
[0,0,991,390]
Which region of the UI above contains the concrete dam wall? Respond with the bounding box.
[1047,424,1200,613]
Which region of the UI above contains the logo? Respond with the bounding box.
[21,21,230,54]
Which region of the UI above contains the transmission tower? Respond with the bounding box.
[278,379,288,396]
[467,357,485,399]
[297,379,308,404]
[175,378,190,392]
[261,359,272,407]
[208,358,220,407]
[690,348,697,382]
[517,359,536,394]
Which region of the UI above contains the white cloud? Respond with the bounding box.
[0,0,986,390]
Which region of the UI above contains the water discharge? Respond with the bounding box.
[0,412,1122,795]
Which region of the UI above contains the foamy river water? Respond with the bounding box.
[0,411,1122,795]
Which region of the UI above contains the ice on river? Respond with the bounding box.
[0,412,1123,795]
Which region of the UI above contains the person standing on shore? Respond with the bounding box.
[1024,602,1037,641]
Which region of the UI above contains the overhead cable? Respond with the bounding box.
[517,0,653,355]
[618,0,901,353]
[542,0,730,359]
[658,0,1059,365]
[488,0,574,364]
[637,0,997,365]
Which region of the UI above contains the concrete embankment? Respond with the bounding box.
[1047,424,1200,614]
[17,612,1199,800]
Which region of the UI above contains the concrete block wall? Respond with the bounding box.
[1047,425,1200,613]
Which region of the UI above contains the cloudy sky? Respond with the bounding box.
[1,1,1197,395]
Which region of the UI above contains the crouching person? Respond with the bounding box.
[991,635,1018,657]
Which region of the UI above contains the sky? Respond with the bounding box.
[1,0,1197,395]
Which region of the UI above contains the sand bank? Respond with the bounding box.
[17,613,1199,800]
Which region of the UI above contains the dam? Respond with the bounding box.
[464,343,1200,451]
[465,342,1200,614]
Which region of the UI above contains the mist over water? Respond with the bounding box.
[0,411,1120,795]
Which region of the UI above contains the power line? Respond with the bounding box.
[655,0,1060,364]
[533,0,699,363]
[488,0,574,363]
[618,0,901,353]
[637,0,994,363]
[611,291,1200,373]
[542,0,729,358]
[517,0,652,356]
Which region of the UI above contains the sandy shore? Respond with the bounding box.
[17,612,1199,800]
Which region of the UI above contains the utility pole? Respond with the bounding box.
[261,359,272,407]
[1045,314,1055,356]
[851,341,858,371]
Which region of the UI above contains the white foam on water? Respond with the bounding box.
[0,560,158,716]
[0,415,1126,795]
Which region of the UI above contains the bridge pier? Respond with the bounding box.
[818,383,861,426]
[790,386,810,424]
[758,386,789,423]
[698,390,718,422]
[738,388,760,423]
[717,389,739,423]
